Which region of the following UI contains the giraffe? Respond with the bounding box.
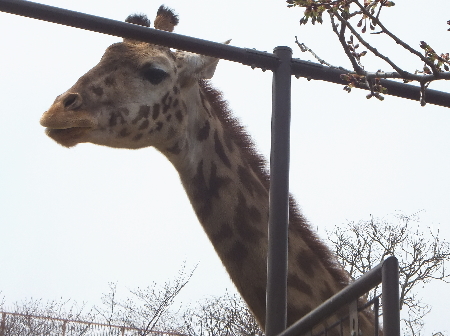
[40,6,375,335]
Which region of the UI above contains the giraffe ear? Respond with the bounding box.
[177,40,231,81]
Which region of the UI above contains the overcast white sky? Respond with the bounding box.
[0,0,449,334]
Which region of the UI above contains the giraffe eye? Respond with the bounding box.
[140,65,169,85]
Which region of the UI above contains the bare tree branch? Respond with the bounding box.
[327,212,450,336]
[288,0,450,104]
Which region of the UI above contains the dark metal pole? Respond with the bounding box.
[374,297,379,336]
[265,46,292,336]
[382,256,400,336]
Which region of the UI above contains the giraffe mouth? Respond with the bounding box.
[45,127,90,148]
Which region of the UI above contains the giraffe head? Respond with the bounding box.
[40,6,228,150]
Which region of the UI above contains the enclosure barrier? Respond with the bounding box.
[0,311,187,336]
[0,1,417,335]
[279,256,399,336]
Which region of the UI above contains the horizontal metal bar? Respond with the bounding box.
[1,0,449,108]
[277,257,398,336]
[311,295,381,336]
[291,59,450,108]
[0,0,279,71]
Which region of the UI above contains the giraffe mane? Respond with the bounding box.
[154,5,179,32]
[199,79,350,288]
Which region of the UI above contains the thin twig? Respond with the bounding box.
[329,11,364,74]
[333,10,410,76]
[294,36,351,72]
[353,1,437,74]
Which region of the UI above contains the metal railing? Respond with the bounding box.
[279,256,399,336]
[0,1,417,335]
[0,311,187,336]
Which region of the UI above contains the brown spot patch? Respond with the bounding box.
[132,105,150,124]
[156,121,163,131]
[119,128,131,137]
[211,222,233,244]
[175,110,183,123]
[166,127,176,140]
[199,89,212,117]
[166,142,181,155]
[191,160,232,221]
[104,76,115,86]
[287,273,313,297]
[226,241,248,272]
[254,286,267,312]
[173,86,179,94]
[238,165,267,196]
[162,92,172,114]
[109,108,128,127]
[320,281,335,302]
[287,304,313,326]
[197,120,210,141]
[296,249,317,278]
[327,329,341,336]
[166,114,172,122]
[173,98,179,107]
[132,133,143,141]
[214,130,231,168]
[138,120,149,130]
[233,191,264,243]
[152,104,160,120]
[91,86,104,96]
[225,134,234,152]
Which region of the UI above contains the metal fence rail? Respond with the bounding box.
[279,256,399,336]
[0,311,187,336]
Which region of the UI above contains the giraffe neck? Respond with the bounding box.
[161,81,373,333]
[161,81,270,320]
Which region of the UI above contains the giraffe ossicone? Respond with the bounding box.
[40,5,375,335]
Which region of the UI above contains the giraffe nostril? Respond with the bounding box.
[63,93,82,110]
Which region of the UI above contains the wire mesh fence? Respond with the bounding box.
[0,311,188,336]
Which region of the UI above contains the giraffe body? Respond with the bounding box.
[40,7,374,335]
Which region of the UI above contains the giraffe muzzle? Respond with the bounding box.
[40,92,97,147]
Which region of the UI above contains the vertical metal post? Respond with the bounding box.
[62,320,67,336]
[0,312,6,336]
[374,297,379,336]
[265,46,292,336]
[349,300,359,336]
[382,256,400,336]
